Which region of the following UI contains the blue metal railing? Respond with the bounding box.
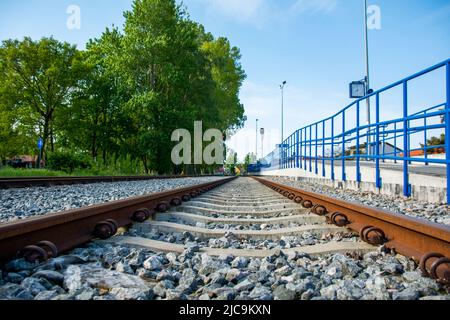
[262,59,450,203]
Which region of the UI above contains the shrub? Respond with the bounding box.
[47,152,92,173]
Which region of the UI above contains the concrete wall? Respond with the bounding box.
[259,165,447,204]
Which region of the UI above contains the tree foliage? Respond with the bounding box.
[0,0,246,174]
[0,37,85,162]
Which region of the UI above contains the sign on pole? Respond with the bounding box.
[38,138,43,150]
[349,81,366,99]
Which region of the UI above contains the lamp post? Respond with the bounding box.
[280,81,287,144]
[260,128,265,159]
[364,0,372,158]
[256,119,259,161]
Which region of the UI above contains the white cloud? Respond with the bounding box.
[291,0,337,14]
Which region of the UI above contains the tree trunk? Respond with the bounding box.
[142,156,149,174]
[102,150,106,167]
[50,125,54,152]
[91,132,97,158]
[41,116,51,167]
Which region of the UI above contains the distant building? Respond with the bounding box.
[348,142,403,157]
[5,155,37,168]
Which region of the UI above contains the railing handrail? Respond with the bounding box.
[265,59,450,203]
[284,59,450,142]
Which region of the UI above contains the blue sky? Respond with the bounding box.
[1,0,449,160]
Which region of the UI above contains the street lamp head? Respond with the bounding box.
[283,81,287,85]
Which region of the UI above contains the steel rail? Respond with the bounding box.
[0,177,235,264]
[0,174,216,189]
[253,177,450,285]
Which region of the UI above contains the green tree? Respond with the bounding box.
[244,153,252,173]
[118,0,246,174]
[201,36,246,132]
[59,28,132,166]
[421,134,445,154]
[0,37,84,162]
[0,0,247,175]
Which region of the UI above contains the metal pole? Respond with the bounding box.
[445,62,450,204]
[375,93,381,189]
[342,111,346,181]
[261,133,264,158]
[296,130,300,168]
[256,119,259,161]
[364,0,372,159]
[280,81,286,144]
[403,81,411,198]
[281,87,284,144]
[356,102,361,182]
[331,117,335,180]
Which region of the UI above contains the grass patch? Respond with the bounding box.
[0,167,69,177]
[0,167,146,178]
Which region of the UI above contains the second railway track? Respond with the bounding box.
[0,176,448,300]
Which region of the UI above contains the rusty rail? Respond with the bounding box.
[0,177,235,264]
[253,177,450,285]
[0,175,217,189]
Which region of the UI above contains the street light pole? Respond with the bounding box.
[260,128,265,159]
[364,0,372,158]
[256,119,259,161]
[280,81,287,144]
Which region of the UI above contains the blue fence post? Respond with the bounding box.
[309,125,312,172]
[322,121,326,177]
[300,129,303,169]
[285,138,288,169]
[366,108,370,162]
[356,102,361,183]
[292,135,295,168]
[296,130,300,168]
[295,132,298,169]
[286,138,288,169]
[304,128,307,170]
[403,81,411,198]
[282,140,284,169]
[284,138,287,169]
[288,136,291,168]
[289,135,291,168]
[292,133,295,168]
[315,124,318,175]
[424,111,428,166]
[342,111,346,181]
[382,125,386,163]
[446,62,450,204]
[287,136,289,169]
[394,122,398,164]
[376,93,382,189]
[331,117,335,181]
[280,143,283,169]
[408,126,412,165]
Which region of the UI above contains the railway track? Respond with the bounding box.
[0,175,214,189]
[0,176,448,300]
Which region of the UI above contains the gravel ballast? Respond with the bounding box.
[0,242,448,301]
[265,177,450,226]
[0,176,448,301]
[0,177,225,223]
